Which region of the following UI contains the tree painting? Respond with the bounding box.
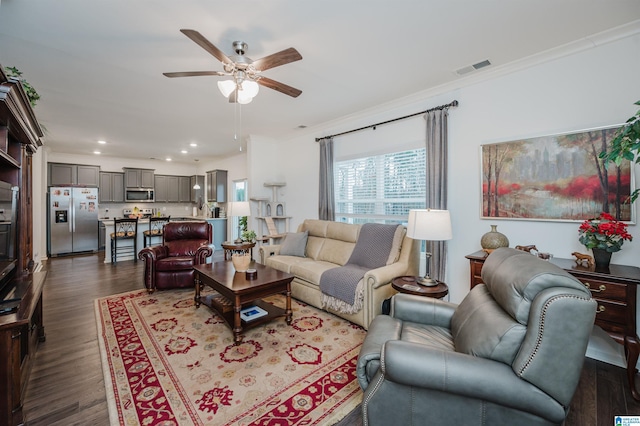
[481,126,633,222]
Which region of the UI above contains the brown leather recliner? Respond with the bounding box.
[138,221,213,292]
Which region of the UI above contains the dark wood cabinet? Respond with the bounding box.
[466,250,640,401]
[0,66,46,424]
[0,271,46,426]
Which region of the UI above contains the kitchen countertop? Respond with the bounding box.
[99,216,227,223]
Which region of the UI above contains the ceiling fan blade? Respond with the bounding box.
[180,29,234,66]
[257,77,302,98]
[252,48,302,71]
[163,71,226,78]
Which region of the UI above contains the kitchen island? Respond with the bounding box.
[100,216,219,263]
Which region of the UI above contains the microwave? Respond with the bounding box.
[125,189,154,202]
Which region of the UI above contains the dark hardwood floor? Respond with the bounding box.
[22,253,640,425]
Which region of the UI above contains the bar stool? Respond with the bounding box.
[110,217,138,263]
[143,216,170,247]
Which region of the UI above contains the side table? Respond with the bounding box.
[221,241,256,260]
[466,250,640,401]
[391,276,449,299]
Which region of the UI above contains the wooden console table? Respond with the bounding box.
[466,250,640,401]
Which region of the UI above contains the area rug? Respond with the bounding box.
[95,288,366,425]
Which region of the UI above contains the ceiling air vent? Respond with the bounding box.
[455,59,492,76]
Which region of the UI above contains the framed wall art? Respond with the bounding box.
[480,125,634,223]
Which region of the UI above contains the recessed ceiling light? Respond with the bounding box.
[166,158,172,161]
[97,140,106,144]
[181,150,188,154]
[190,143,198,147]
[94,150,101,154]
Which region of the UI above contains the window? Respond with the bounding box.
[334,148,426,225]
[232,179,248,240]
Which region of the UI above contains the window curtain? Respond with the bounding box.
[318,137,335,220]
[425,108,449,282]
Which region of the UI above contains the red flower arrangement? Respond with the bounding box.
[578,212,633,253]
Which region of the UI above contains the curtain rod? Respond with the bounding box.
[315,100,458,142]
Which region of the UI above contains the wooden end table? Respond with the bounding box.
[221,241,256,260]
[392,276,449,299]
[194,261,294,344]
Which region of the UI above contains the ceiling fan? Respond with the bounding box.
[163,29,302,103]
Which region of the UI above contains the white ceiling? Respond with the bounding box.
[1,0,639,163]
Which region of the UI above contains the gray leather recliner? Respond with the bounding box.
[357,247,596,426]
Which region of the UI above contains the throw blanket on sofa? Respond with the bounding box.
[320,223,400,314]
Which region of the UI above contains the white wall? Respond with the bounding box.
[250,31,640,367]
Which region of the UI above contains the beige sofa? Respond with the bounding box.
[259,219,420,329]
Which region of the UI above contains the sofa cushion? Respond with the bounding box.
[279,231,308,257]
[291,259,340,285]
[317,239,356,266]
[265,255,306,273]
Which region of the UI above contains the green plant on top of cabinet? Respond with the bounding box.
[49,163,100,186]
[99,172,125,203]
[123,168,154,188]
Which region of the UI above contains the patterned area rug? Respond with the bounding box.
[95,288,366,425]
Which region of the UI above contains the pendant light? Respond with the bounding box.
[193,159,201,189]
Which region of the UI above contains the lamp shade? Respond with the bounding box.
[217,80,236,98]
[241,80,259,98]
[406,209,452,241]
[229,201,251,217]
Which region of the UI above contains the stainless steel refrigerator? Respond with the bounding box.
[48,187,99,256]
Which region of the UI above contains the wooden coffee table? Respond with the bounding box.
[194,261,294,344]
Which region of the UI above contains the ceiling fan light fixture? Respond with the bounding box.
[240,80,259,98]
[218,80,236,97]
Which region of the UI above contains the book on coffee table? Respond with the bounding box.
[240,305,268,321]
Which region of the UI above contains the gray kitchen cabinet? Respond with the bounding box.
[124,168,154,188]
[154,175,184,203]
[99,172,124,203]
[178,176,191,203]
[206,169,227,203]
[49,163,100,186]
[190,175,204,203]
[154,175,168,202]
[166,176,180,202]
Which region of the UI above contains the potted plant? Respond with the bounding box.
[600,100,640,202]
[242,229,257,242]
[578,212,633,269]
[4,66,40,107]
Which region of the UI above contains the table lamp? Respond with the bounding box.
[406,209,453,286]
[229,201,251,243]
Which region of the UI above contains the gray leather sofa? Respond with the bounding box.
[357,247,596,425]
